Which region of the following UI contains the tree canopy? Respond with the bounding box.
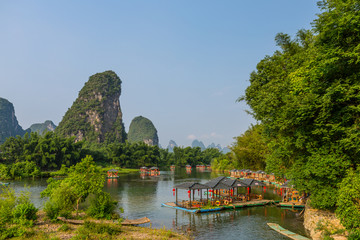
[241,0,360,210]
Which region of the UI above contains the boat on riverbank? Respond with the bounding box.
[267,223,310,240]
[278,202,305,209]
[0,182,10,186]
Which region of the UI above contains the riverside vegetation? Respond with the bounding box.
[0,156,189,240]
[212,0,360,238]
[0,131,223,180]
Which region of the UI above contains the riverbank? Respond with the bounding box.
[304,202,347,240]
[9,211,190,240]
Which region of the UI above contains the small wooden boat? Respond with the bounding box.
[278,202,305,209]
[0,182,10,186]
[57,216,150,225]
[267,223,310,240]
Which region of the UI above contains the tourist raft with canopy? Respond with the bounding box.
[162,176,273,213]
[106,169,119,179]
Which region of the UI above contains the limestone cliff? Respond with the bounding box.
[128,116,159,146]
[55,71,126,143]
[0,98,26,143]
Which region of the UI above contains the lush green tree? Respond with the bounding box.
[0,131,84,175]
[211,124,268,172]
[212,153,235,171]
[172,146,222,167]
[0,135,25,163]
[42,155,108,216]
[9,161,40,179]
[231,124,268,170]
[241,0,360,210]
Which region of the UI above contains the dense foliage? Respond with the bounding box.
[240,0,360,231]
[107,141,162,168]
[55,70,127,144]
[172,146,222,167]
[0,131,223,179]
[107,142,222,168]
[0,132,83,175]
[127,116,159,146]
[336,168,360,238]
[0,132,81,180]
[212,124,268,171]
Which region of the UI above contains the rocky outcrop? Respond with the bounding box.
[27,120,57,135]
[304,202,347,240]
[128,116,158,146]
[0,98,26,143]
[55,71,126,143]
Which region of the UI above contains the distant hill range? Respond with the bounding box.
[0,98,58,143]
[128,116,159,146]
[26,120,57,135]
[191,139,206,151]
[55,70,126,143]
[166,139,230,153]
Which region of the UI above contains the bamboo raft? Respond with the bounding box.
[267,223,310,240]
[57,216,150,225]
[277,202,305,209]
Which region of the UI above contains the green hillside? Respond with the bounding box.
[128,116,158,146]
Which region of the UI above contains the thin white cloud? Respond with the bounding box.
[187,134,197,140]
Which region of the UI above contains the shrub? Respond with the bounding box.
[0,186,17,225]
[0,187,37,239]
[13,202,38,223]
[86,192,118,219]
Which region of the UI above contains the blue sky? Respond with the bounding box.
[0,1,320,148]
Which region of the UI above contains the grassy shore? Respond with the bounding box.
[7,211,190,240]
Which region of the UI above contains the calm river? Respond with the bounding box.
[8,169,309,240]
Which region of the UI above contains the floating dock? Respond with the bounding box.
[162,200,274,213]
[267,223,310,240]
